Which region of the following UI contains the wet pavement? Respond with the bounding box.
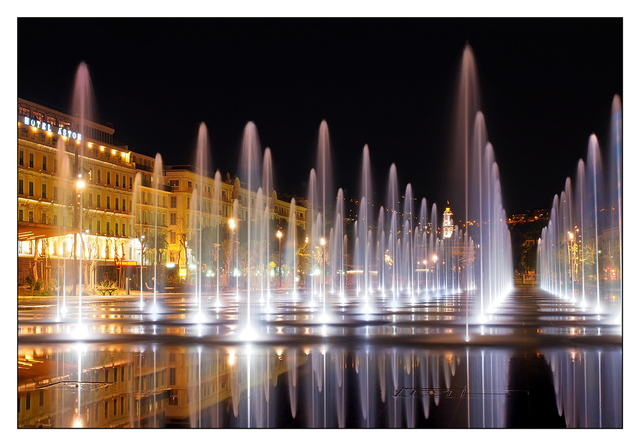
[17,286,622,428]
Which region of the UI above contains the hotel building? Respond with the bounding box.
[17,98,307,290]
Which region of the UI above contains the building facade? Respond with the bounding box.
[18,98,307,291]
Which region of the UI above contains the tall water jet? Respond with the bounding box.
[316,121,334,249]
[307,168,318,304]
[238,122,262,339]
[286,198,298,299]
[402,183,414,298]
[213,171,222,307]
[152,153,164,314]
[70,62,95,335]
[386,164,399,300]
[587,135,604,311]
[262,148,274,306]
[358,145,373,306]
[332,188,346,300]
[607,95,622,314]
[132,172,144,309]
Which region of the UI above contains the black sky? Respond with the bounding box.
[17,18,622,215]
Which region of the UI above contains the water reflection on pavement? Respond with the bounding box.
[17,287,622,428]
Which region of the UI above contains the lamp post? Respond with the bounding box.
[277,229,283,288]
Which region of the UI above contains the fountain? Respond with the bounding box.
[537,95,622,320]
[18,45,622,429]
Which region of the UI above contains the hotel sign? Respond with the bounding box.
[115,260,137,266]
[22,116,82,141]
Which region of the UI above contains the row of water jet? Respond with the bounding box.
[453,45,514,322]
[152,45,513,329]
[131,152,164,316]
[537,95,622,316]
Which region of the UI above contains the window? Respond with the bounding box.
[169,179,179,190]
[115,174,119,187]
[41,211,47,224]
[28,182,34,196]
[104,401,108,419]
[107,196,110,210]
[170,231,176,244]
[18,209,23,221]
[88,193,92,206]
[188,181,192,189]
[115,198,119,210]
[39,391,44,407]
[41,184,46,199]
[29,211,33,222]
[42,156,47,171]
[122,224,125,237]
[169,368,176,386]
[97,221,101,233]
[187,197,190,209]
[107,172,110,185]
[97,195,101,208]
[115,223,119,235]
[129,177,132,189]
[19,151,24,166]
[18,180,23,195]
[170,213,176,225]
[106,222,110,235]
[97,170,101,183]
[122,199,125,212]
[26,393,30,410]
[170,197,177,208]
[53,187,58,201]
[29,153,34,168]
[54,159,57,173]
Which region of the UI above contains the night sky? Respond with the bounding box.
[17,17,623,216]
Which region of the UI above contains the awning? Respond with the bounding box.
[18,222,77,241]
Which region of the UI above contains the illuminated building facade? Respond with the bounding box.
[443,207,454,239]
[164,165,307,280]
[18,98,306,289]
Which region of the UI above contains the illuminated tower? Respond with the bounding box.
[443,206,454,239]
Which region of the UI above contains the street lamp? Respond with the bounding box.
[277,229,283,288]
